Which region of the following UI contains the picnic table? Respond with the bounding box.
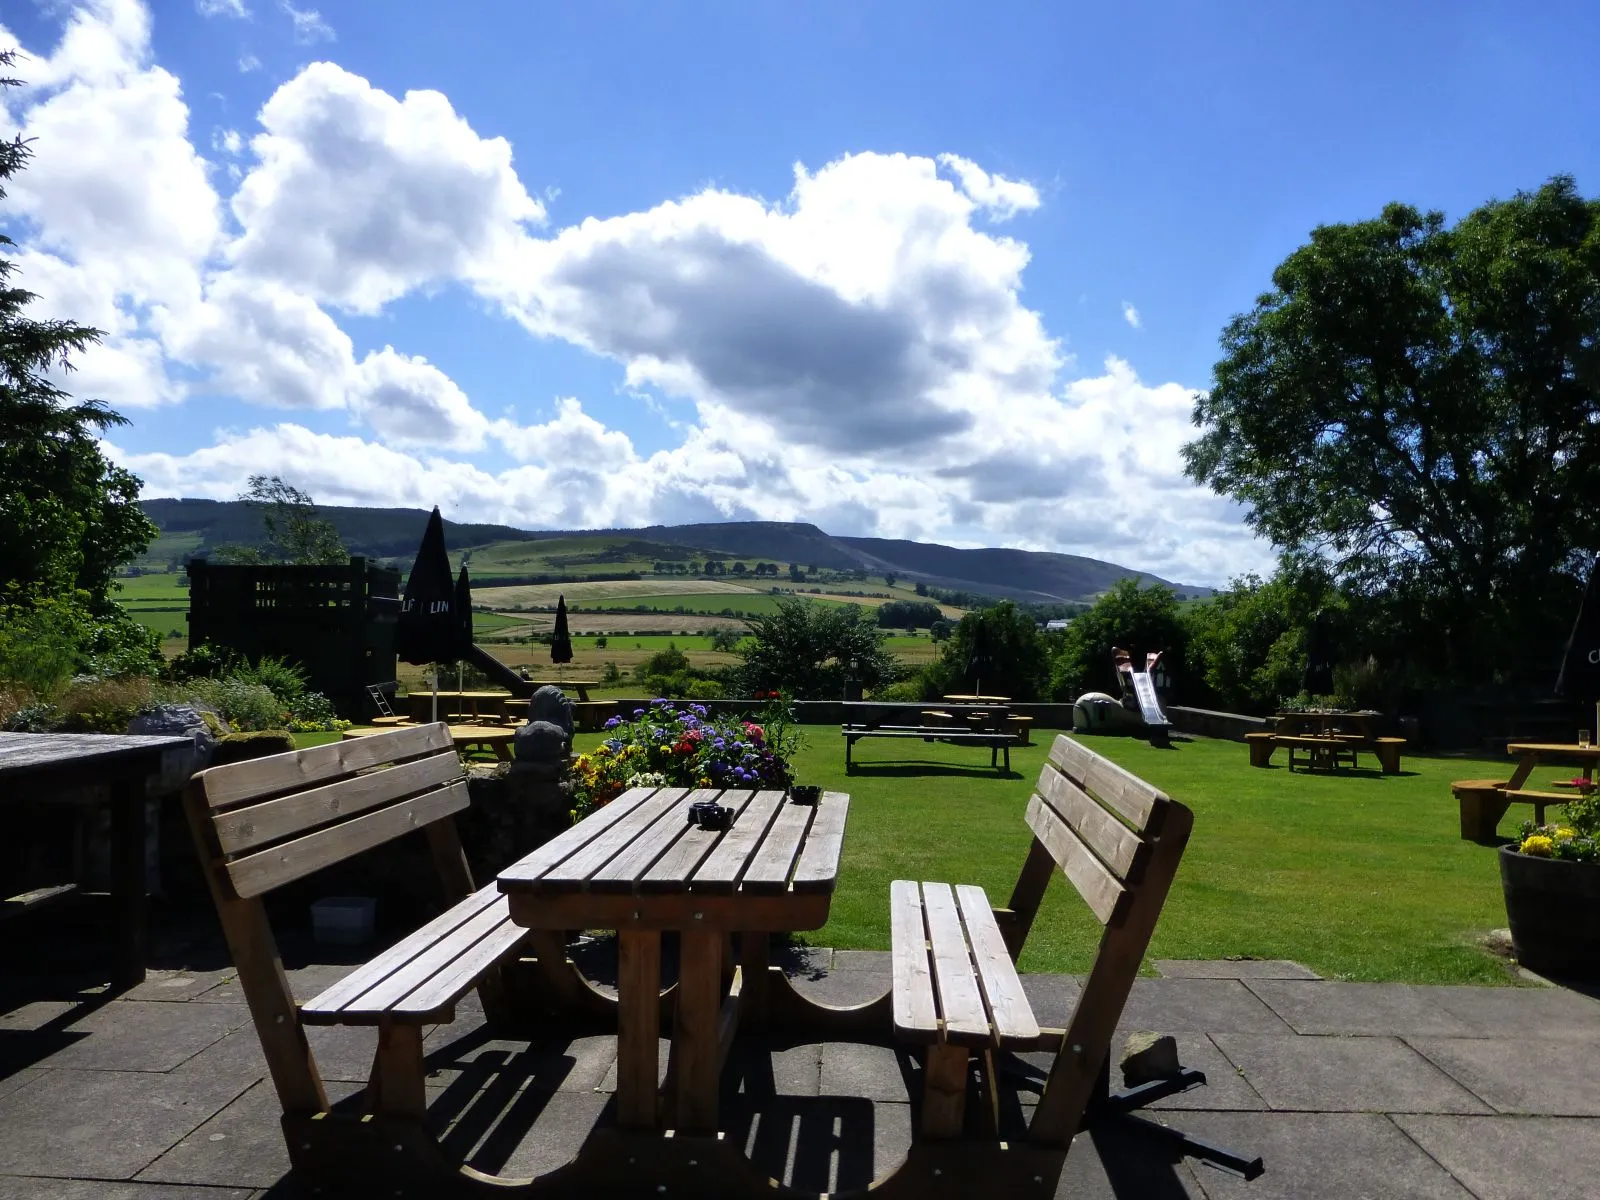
[404,689,511,723]
[498,785,849,1134]
[0,731,194,987]
[519,678,601,702]
[342,723,516,761]
[1453,742,1600,840]
[942,693,1011,704]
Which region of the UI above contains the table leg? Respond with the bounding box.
[739,932,771,1032]
[674,927,722,1135]
[110,775,147,988]
[1507,754,1536,791]
[616,930,662,1129]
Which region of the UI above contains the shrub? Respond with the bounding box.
[600,661,623,685]
[0,588,91,693]
[285,689,349,732]
[871,677,934,703]
[234,655,307,705]
[683,679,725,701]
[178,677,284,731]
[55,676,156,733]
[165,642,239,682]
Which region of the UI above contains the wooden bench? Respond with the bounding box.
[1245,731,1276,767]
[1006,714,1035,745]
[842,723,1016,771]
[181,723,529,1140]
[1371,736,1405,774]
[887,734,1260,1184]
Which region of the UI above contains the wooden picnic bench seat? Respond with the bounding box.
[182,722,527,1132]
[842,723,1016,771]
[886,734,1261,1187]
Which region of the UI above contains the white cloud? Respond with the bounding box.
[8,7,1268,583]
[238,53,261,73]
[279,1,334,44]
[227,62,545,312]
[935,153,1041,221]
[1122,301,1141,329]
[196,0,248,18]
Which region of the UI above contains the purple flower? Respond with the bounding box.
[633,708,645,717]
[603,716,622,729]
[691,704,709,717]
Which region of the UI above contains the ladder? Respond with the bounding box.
[366,684,396,718]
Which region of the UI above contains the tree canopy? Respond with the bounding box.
[1,50,156,615]
[211,475,348,565]
[930,601,1052,701]
[739,596,899,699]
[1049,580,1187,700]
[1184,176,1600,682]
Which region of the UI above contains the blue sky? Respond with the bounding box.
[3,0,1596,585]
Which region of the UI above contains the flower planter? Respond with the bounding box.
[1498,846,1600,979]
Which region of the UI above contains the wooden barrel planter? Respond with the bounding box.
[1499,846,1600,979]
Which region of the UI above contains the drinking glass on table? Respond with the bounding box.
[1581,730,1592,749]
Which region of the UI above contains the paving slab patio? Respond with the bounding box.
[3,953,1600,1198]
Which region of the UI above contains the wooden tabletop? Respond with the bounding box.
[0,731,194,780]
[519,680,601,688]
[416,690,512,701]
[1507,743,1600,755]
[499,786,848,923]
[943,694,1011,704]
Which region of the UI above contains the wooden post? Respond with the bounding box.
[921,1043,969,1138]
[616,930,662,1129]
[739,931,771,1032]
[674,927,723,1135]
[109,773,147,988]
[368,1021,427,1118]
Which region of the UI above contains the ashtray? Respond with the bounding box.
[686,800,733,830]
[788,784,822,805]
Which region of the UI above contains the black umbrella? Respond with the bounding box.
[964,616,994,695]
[1303,609,1337,698]
[1556,556,1600,706]
[396,508,461,665]
[550,595,574,666]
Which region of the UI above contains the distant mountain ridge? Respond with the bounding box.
[137,499,1212,602]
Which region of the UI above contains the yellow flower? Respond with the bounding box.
[659,744,671,754]
[1554,826,1578,841]
[1520,834,1555,857]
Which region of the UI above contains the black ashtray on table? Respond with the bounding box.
[686,800,733,830]
[788,784,822,805]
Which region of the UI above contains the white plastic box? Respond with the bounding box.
[310,896,376,946]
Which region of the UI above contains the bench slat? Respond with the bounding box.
[1035,761,1146,881]
[201,723,453,809]
[921,881,991,1046]
[890,879,938,1040]
[214,751,461,855]
[534,789,688,893]
[954,883,1040,1047]
[739,797,815,893]
[302,883,503,1017]
[639,790,757,892]
[226,780,469,899]
[304,898,509,1022]
[689,789,787,893]
[589,789,724,892]
[1025,793,1128,925]
[495,787,659,888]
[789,793,850,894]
[391,916,528,1020]
[1049,735,1166,831]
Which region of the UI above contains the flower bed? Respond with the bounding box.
[570,697,801,819]
[1514,790,1600,863]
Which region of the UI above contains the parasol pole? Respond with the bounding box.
[431,665,439,724]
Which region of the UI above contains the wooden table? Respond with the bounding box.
[0,731,195,987]
[520,679,601,702]
[343,724,515,761]
[404,690,511,723]
[1275,710,1379,739]
[943,693,1012,705]
[1505,742,1600,820]
[498,785,850,1134]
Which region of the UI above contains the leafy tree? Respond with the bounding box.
[212,475,347,565]
[1182,570,1331,713]
[884,572,897,589]
[709,626,742,652]
[1050,581,1187,700]
[1,54,156,615]
[914,581,928,596]
[1184,176,1600,684]
[929,618,953,643]
[926,600,1051,701]
[876,599,944,629]
[739,595,898,699]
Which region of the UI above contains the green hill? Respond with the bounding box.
[135,499,1212,602]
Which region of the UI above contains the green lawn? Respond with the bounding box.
[296,725,1523,986]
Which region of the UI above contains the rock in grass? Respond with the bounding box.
[1120,1031,1180,1086]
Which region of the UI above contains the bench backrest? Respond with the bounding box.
[187,723,468,899]
[181,723,474,1115]
[1004,735,1194,1145]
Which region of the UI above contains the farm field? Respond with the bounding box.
[474,578,763,606]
